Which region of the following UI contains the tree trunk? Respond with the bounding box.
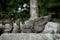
[24,0,38,24]
[30,0,38,20]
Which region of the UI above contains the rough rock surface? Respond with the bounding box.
[43,22,59,33]
[21,15,51,33]
[56,24,60,33]
[0,33,60,40]
[4,24,12,33]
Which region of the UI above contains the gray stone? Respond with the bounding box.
[56,24,60,33]
[0,33,53,40]
[4,24,12,33]
[43,22,59,33]
[0,33,60,40]
[53,34,60,40]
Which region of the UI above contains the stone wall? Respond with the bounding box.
[0,33,60,40]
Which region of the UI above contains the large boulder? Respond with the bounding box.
[21,15,51,33]
[0,33,60,40]
[43,22,59,33]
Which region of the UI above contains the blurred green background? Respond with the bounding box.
[0,0,60,23]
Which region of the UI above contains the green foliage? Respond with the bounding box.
[0,0,60,22]
[38,0,60,22]
[0,0,30,22]
[52,18,60,23]
[19,10,30,22]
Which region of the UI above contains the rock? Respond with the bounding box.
[43,22,59,33]
[4,24,12,33]
[53,34,60,40]
[21,15,51,33]
[0,33,53,40]
[56,24,60,33]
[0,33,60,40]
[12,23,21,33]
